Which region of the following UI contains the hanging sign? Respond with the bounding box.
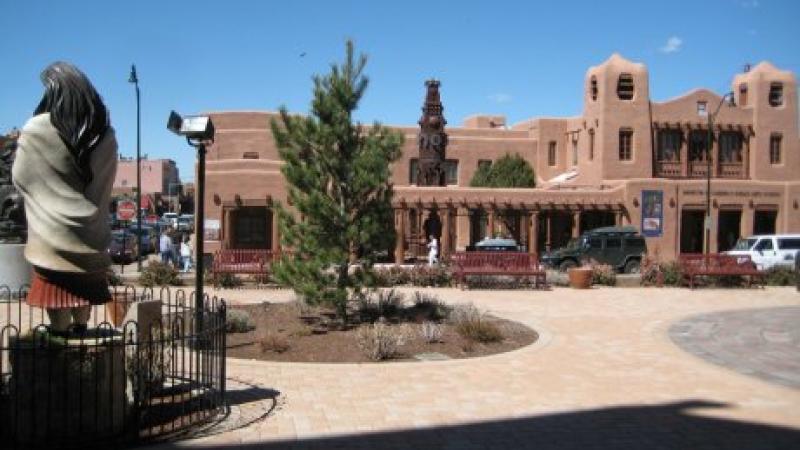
[641,190,663,237]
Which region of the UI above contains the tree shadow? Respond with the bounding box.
[142,399,800,449]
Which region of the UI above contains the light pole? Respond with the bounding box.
[169,182,182,214]
[704,92,735,255]
[129,65,142,271]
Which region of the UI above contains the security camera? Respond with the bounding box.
[167,110,215,141]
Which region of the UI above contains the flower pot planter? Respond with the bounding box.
[568,268,593,289]
[106,292,136,327]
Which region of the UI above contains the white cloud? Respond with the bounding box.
[487,93,512,103]
[660,36,683,54]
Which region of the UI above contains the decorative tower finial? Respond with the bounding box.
[417,79,448,186]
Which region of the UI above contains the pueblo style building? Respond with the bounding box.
[201,54,799,262]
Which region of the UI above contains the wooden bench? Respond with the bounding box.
[450,251,547,289]
[211,249,272,277]
[678,253,764,289]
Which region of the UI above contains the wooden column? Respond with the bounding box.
[394,208,405,264]
[441,209,451,260]
[529,211,539,256]
[681,128,689,177]
[616,209,625,226]
[487,209,496,238]
[572,210,581,238]
[271,208,280,258]
[223,207,233,249]
[544,212,552,252]
[456,207,470,251]
[743,133,750,179]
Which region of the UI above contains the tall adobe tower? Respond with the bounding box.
[732,62,798,181]
[416,79,448,186]
[583,54,651,181]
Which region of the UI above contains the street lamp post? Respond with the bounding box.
[129,65,142,271]
[169,182,182,214]
[704,92,735,255]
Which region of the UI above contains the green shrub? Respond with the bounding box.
[450,303,503,343]
[764,266,796,286]
[409,292,451,321]
[409,265,452,287]
[591,264,617,286]
[226,309,255,333]
[139,261,182,287]
[107,269,123,287]
[357,289,405,323]
[641,260,683,287]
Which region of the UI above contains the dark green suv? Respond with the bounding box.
[541,226,647,273]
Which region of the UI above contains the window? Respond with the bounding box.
[697,101,708,117]
[769,82,783,107]
[688,130,709,161]
[739,83,748,106]
[242,151,259,159]
[755,238,774,251]
[478,159,492,171]
[233,207,268,249]
[719,132,743,163]
[778,238,800,250]
[588,129,595,160]
[572,139,578,166]
[605,238,621,248]
[656,130,682,162]
[618,128,633,160]
[409,158,418,184]
[588,238,602,249]
[770,134,782,164]
[617,73,634,100]
[548,141,557,166]
[590,75,598,101]
[443,159,458,185]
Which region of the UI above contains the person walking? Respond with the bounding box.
[159,228,173,266]
[427,234,439,266]
[180,237,192,273]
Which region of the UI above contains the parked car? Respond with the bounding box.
[468,237,523,252]
[126,225,158,255]
[725,234,800,270]
[163,212,179,228]
[177,215,193,232]
[108,230,139,264]
[540,226,646,273]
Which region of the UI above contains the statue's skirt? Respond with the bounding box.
[26,266,111,308]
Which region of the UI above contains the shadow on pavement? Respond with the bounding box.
[142,399,800,449]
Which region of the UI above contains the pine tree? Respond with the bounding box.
[469,153,536,188]
[270,41,404,319]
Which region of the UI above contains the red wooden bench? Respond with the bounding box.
[211,249,272,277]
[450,251,547,289]
[678,253,764,289]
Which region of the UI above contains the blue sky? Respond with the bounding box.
[1,0,798,182]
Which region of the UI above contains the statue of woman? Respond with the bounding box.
[12,62,118,335]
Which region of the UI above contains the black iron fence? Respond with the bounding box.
[0,285,227,448]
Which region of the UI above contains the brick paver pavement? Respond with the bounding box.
[25,286,800,449]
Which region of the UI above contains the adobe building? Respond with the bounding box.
[201,54,799,262]
[113,157,181,196]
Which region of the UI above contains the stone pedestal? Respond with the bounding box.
[8,333,129,445]
[0,243,31,288]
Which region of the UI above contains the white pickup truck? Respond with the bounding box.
[725,234,800,270]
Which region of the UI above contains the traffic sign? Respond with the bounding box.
[117,200,136,221]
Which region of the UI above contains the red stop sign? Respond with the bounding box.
[117,200,136,221]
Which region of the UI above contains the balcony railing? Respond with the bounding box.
[654,161,745,179]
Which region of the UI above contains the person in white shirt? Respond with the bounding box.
[159,228,174,266]
[180,238,192,273]
[427,234,439,266]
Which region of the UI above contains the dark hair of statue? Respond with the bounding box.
[34,62,109,185]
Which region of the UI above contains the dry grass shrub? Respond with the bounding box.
[226,309,255,333]
[590,264,617,286]
[259,332,290,353]
[450,303,503,343]
[355,321,410,360]
[357,289,405,323]
[419,321,443,343]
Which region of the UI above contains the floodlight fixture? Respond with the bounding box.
[167,110,215,142]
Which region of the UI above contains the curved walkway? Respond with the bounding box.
[670,306,800,389]
[148,287,800,449]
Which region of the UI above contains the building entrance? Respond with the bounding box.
[680,209,705,254]
[753,210,777,235]
[717,210,741,252]
[580,211,616,234]
[231,206,270,249]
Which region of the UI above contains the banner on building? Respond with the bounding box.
[641,190,663,237]
[204,219,221,241]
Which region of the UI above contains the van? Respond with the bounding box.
[163,212,178,228]
[725,234,800,270]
